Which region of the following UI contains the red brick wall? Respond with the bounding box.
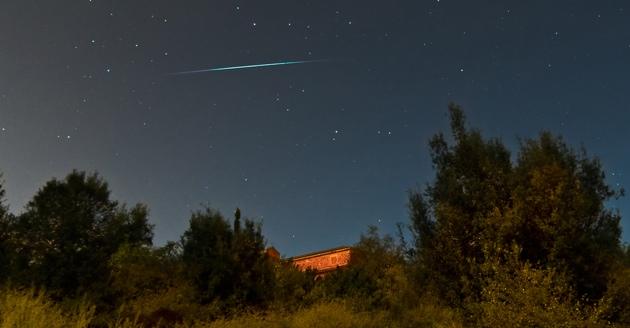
[291,248,351,273]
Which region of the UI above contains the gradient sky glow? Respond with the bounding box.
[0,1,628,256]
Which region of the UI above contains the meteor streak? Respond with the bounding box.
[170,59,326,75]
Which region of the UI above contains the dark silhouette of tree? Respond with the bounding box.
[410,104,623,305]
[10,170,153,297]
[509,133,622,299]
[181,208,233,304]
[181,207,273,308]
[410,104,512,305]
[234,207,241,233]
[230,208,274,307]
[0,178,12,282]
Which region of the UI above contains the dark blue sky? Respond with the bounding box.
[0,1,628,256]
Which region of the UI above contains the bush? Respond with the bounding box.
[270,262,316,310]
[115,285,213,327]
[288,301,382,328]
[594,268,630,325]
[400,298,463,328]
[476,264,590,327]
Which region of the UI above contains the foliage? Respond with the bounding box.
[594,268,630,325]
[471,246,594,327]
[0,288,94,328]
[0,287,462,328]
[270,261,316,310]
[409,103,624,307]
[623,244,630,266]
[310,226,414,312]
[409,104,513,305]
[183,300,463,328]
[0,180,11,283]
[189,301,384,328]
[109,243,184,302]
[286,301,382,328]
[510,132,623,299]
[181,207,274,309]
[8,171,154,298]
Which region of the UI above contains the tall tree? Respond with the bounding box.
[509,133,622,298]
[230,208,274,306]
[181,207,273,308]
[181,208,234,304]
[410,104,513,305]
[410,104,623,305]
[11,170,153,297]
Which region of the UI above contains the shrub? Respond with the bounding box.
[475,264,591,327]
[400,299,463,328]
[594,268,630,325]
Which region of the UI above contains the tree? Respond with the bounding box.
[509,132,622,299]
[181,207,273,308]
[181,208,233,304]
[0,177,11,282]
[312,227,411,311]
[229,208,274,307]
[410,104,513,305]
[11,170,153,297]
[410,104,623,306]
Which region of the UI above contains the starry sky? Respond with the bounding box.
[0,1,628,256]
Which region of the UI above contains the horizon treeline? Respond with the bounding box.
[0,104,629,327]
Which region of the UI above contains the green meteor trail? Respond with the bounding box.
[170,59,325,75]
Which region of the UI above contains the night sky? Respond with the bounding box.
[1,1,628,256]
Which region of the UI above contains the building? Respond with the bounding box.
[288,246,352,277]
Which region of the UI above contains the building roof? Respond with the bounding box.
[288,246,351,261]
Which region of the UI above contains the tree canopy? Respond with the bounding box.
[9,171,153,297]
[410,104,624,306]
[181,207,273,308]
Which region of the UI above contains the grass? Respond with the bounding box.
[0,289,94,328]
[0,289,465,328]
[181,301,463,328]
